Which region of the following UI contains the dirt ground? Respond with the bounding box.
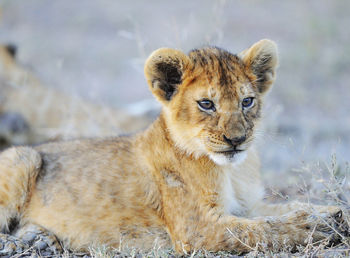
[0,0,349,256]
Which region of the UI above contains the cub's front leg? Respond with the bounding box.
[161,189,344,254]
[167,207,343,254]
[251,200,342,217]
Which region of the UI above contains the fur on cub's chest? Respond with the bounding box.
[218,148,264,216]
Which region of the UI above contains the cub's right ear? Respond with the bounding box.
[239,39,278,94]
[144,48,191,102]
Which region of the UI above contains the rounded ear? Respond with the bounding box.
[239,39,278,94]
[144,48,191,102]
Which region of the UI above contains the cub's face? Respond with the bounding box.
[145,39,278,165]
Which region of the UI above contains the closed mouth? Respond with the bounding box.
[215,149,244,155]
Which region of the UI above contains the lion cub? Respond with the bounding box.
[0,39,343,254]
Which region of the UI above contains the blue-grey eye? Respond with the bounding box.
[242,97,254,108]
[197,99,215,111]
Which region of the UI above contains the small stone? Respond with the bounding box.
[6,241,16,250]
[41,250,53,256]
[21,232,37,244]
[35,240,48,250]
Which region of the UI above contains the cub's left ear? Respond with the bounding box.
[239,39,278,94]
[144,48,191,102]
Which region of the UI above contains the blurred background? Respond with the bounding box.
[0,0,349,190]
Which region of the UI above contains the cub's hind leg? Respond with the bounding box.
[0,146,41,232]
[0,224,63,256]
[15,223,63,256]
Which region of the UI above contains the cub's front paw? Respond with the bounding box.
[309,205,348,239]
[279,207,345,246]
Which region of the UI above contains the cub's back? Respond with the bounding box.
[32,137,141,207]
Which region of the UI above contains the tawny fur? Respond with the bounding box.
[0,147,41,231]
[0,39,342,254]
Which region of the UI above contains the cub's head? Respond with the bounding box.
[145,39,278,165]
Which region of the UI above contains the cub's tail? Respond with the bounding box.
[0,147,41,232]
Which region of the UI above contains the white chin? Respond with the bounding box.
[209,151,247,166]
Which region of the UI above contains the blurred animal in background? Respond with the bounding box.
[0,45,154,149]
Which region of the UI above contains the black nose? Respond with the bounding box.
[223,135,246,146]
